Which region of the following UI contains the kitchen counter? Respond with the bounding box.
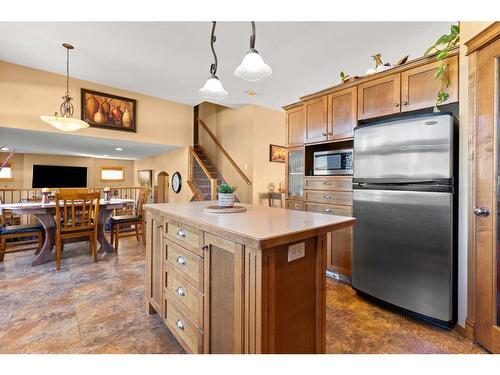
[143,201,355,353]
[144,201,355,249]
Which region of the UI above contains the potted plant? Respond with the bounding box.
[217,183,236,207]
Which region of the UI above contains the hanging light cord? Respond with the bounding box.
[60,45,74,118]
[65,47,70,96]
[210,21,218,75]
[250,21,256,50]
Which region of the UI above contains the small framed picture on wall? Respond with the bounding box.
[269,144,286,163]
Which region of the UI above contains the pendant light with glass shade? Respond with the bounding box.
[234,22,272,82]
[40,43,89,132]
[199,22,228,100]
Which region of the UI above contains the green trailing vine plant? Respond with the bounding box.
[425,23,460,112]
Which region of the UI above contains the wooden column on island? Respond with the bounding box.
[144,201,355,354]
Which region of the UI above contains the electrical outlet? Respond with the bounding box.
[288,242,305,262]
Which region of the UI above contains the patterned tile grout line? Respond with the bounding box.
[70,281,85,352]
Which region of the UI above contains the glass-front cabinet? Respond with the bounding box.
[286,147,304,199]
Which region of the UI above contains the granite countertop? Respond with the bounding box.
[145,201,356,249]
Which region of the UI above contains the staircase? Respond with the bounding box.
[189,145,238,202]
[187,117,251,202]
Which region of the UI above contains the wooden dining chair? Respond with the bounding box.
[0,210,44,262]
[54,191,100,270]
[110,188,148,252]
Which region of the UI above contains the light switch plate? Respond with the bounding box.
[288,242,305,262]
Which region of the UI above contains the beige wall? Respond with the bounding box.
[0,152,134,189]
[133,147,191,203]
[456,21,495,328]
[198,103,286,205]
[0,61,193,147]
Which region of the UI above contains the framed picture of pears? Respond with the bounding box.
[81,89,137,133]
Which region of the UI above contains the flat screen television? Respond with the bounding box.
[32,165,88,188]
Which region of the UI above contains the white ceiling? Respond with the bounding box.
[0,127,175,160]
[0,22,451,110]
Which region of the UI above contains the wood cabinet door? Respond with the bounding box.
[286,146,304,200]
[203,232,244,353]
[146,212,164,314]
[357,74,401,120]
[326,205,353,276]
[305,96,328,143]
[328,87,357,140]
[401,55,458,112]
[286,105,305,147]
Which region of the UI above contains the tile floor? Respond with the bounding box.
[0,237,488,354]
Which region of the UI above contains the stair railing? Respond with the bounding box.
[197,118,252,186]
[188,146,218,200]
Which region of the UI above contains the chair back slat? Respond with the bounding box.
[55,192,100,232]
[135,188,149,217]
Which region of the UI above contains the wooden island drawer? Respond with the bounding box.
[164,296,203,353]
[166,220,202,257]
[307,203,352,216]
[165,238,204,292]
[304,190,352,206]
[304,177,353,191]
[164,266,204,328]
[286,200,306,211]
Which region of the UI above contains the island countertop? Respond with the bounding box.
[144,200,356,249]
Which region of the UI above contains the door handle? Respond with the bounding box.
[176,229,186,238]
[176,286,186,297]
[473,207,490,217]
[176,256,186,265]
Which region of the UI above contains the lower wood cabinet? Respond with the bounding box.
[145,206,333,353]
[145,211,164,314]
[303,176,353,277]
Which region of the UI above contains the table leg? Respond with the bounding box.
[97,208,115,253]
[31,213,55,266]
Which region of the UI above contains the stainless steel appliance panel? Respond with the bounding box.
[352,188,453,322]
[353,115,454,180]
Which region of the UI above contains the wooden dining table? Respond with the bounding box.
[0,198,135,266]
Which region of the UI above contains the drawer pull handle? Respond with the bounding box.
[176,319,185,330]
[176,286,185,297]
[323,181,331,185]
[323,195,332,199]
[156,224,163,230]
[294,204,299,207]
[201,244,209,250]
[176,229,186,238]
[176,256,186,265]
[324,208,332,213]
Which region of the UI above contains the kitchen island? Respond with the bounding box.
[144,201,355,354]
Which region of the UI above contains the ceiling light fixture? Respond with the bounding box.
[199,21,228,100]
[234,22,272,82]
[115,147,123,151]
[103,154,109,157]
[40,43,89,132]
[0,147,10,152]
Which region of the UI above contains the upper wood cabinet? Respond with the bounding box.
[286,105,305,147]
[357,73,401,120]
[401,55,458,112]
[328,87,357,140]
[304,96,328,143]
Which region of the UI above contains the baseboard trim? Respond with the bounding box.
[465,318,475,341]
[454,324,466,337]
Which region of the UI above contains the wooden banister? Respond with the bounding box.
[189,146,216,180]
[197,118,252,185]
[188,146,218,201]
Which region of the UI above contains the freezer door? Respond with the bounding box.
[353,114,454,180]
[352,189,454,322]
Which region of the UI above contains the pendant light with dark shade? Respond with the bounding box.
[40,43,89,132]
[199,21,228,100]
[234,22,272,82]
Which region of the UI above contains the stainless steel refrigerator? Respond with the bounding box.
[352,113,457,326]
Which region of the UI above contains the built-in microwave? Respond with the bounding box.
[313,149,353,176]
